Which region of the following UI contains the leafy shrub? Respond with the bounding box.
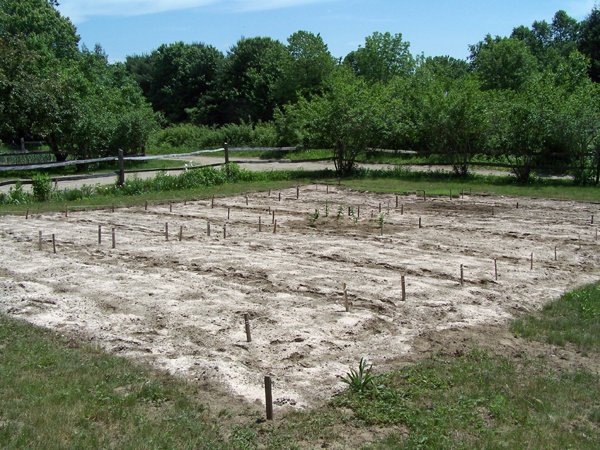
[2,182,30,205]
[341,358,375,393]
[31,173,52,201]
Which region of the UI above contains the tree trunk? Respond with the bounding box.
[48,135,67,162]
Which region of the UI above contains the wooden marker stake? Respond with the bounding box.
[207,221,211,237]
[357,205,360,218]
[591,215,594,225]
[245,195,249,206]
[169,203,172,213]
[554,245,557,261]
[26,209,29,219]
[268,189,271,197]
[223,224,227,239]
[273,220,277,234]
[378,202,382,213]
[144,201,148,211]
[165,223,169,241]
[52,234,56,254]
[244,314,252,343]
[401,204,404,215]
[259,216,262,232]
[326,184,329,194]
[278,192,281,202]
[296,186,299,199]
[227,207,231,220]
[460,264,464,286]
[494,259,498,281]
[418,217,422,228]
[111,228,116,249]
[265,376,273,421]
[98,225,102,245]
[530,252,534,270]
[111,204,115,213]
[272,210,275,224]
[38,231,42,251]
[64,207,68,218]
[179,225,183,241]
[343,282,349,312]
[449,189,452,200]
[401,275,406,301]
[396,195,399,208]
[387,201,390,214]
[211,196,214,208]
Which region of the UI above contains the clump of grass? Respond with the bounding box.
[308,208,320,225]
[512,282,600,354]
[340,358,375,393]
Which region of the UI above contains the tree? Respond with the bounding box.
[279,68,387,174]
[126,42,224,123]
[487,78,559,182]
[344,32,415,83]
[214,37,289,124]
[417,76,490,176]
[470,36,538,91]
[275,31,336,104]
[579,6,600,82]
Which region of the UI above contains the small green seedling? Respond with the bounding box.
[340,358,374,393]
[308,209,320,225]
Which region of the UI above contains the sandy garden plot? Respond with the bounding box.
[0,186,598,409]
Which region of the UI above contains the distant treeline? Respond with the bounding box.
[2,1,600,182]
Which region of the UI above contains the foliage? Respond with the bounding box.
[340,358,375,393]
[31,172,52,201]
[512,282,600,353]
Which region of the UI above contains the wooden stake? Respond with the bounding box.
[228,207,231,220]
[592,215,594,225]
[273,220,277,234]
[516,202,519,209]
[401,204,404,215]
[64,207,68,218]
[259,216,262,232]
[326,184,329,194]
[98,225,102,245]
[278,192,281,202]
[52,234,56,254]
[494,259,498,281]
[179,225,183,241]
[207,221,211,237]
[169,203,172,213]
[395,195,399,208]
[268,189,271,197]
[423,191,426,202]
[401,275,406,301]
[492,206,494,216]
[530,252,534,270]
[380,221,384,236]
[26,209,29,219]
[245,195,249,206]
[165,223,169,241]
[38,231,42,251]
[343,282,349,312]
[357,205,360,218]
[111,228,116,249]
[387,201,390,214]
[378,202,381,213]
[223,224,227,239]
[418,217,422,228]
[265,376,273,421]
[296,186,299,199]
[449,189,452,200]
[111,204,115,213]
[460,264,464,286]
[272,210,275,224]
[144,200,148,211]
[554,245,557,261]
[244,314,252,343]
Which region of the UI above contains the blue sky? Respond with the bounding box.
[57,0,597,62]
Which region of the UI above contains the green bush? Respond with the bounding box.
[31,173,52,201]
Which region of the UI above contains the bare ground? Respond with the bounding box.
[0,186,599,416]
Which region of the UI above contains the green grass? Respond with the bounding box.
[342,176,600,202]
[0,159,187,180]
[512,282,600,354]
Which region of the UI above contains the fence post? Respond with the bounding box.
[20,137,25,152]
[117,149,125,187]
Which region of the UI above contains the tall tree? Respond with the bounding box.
[126,42,224,123]
[218,37,289,123]
[344,32,415,83]
[469,36,538,91]
[579,6,600,82]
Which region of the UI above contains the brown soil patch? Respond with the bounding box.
[0,186,598,413]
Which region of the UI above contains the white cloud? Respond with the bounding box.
[58,0,336,23]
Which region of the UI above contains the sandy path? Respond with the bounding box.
[1,186,598,409]
[0,157,513,193]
